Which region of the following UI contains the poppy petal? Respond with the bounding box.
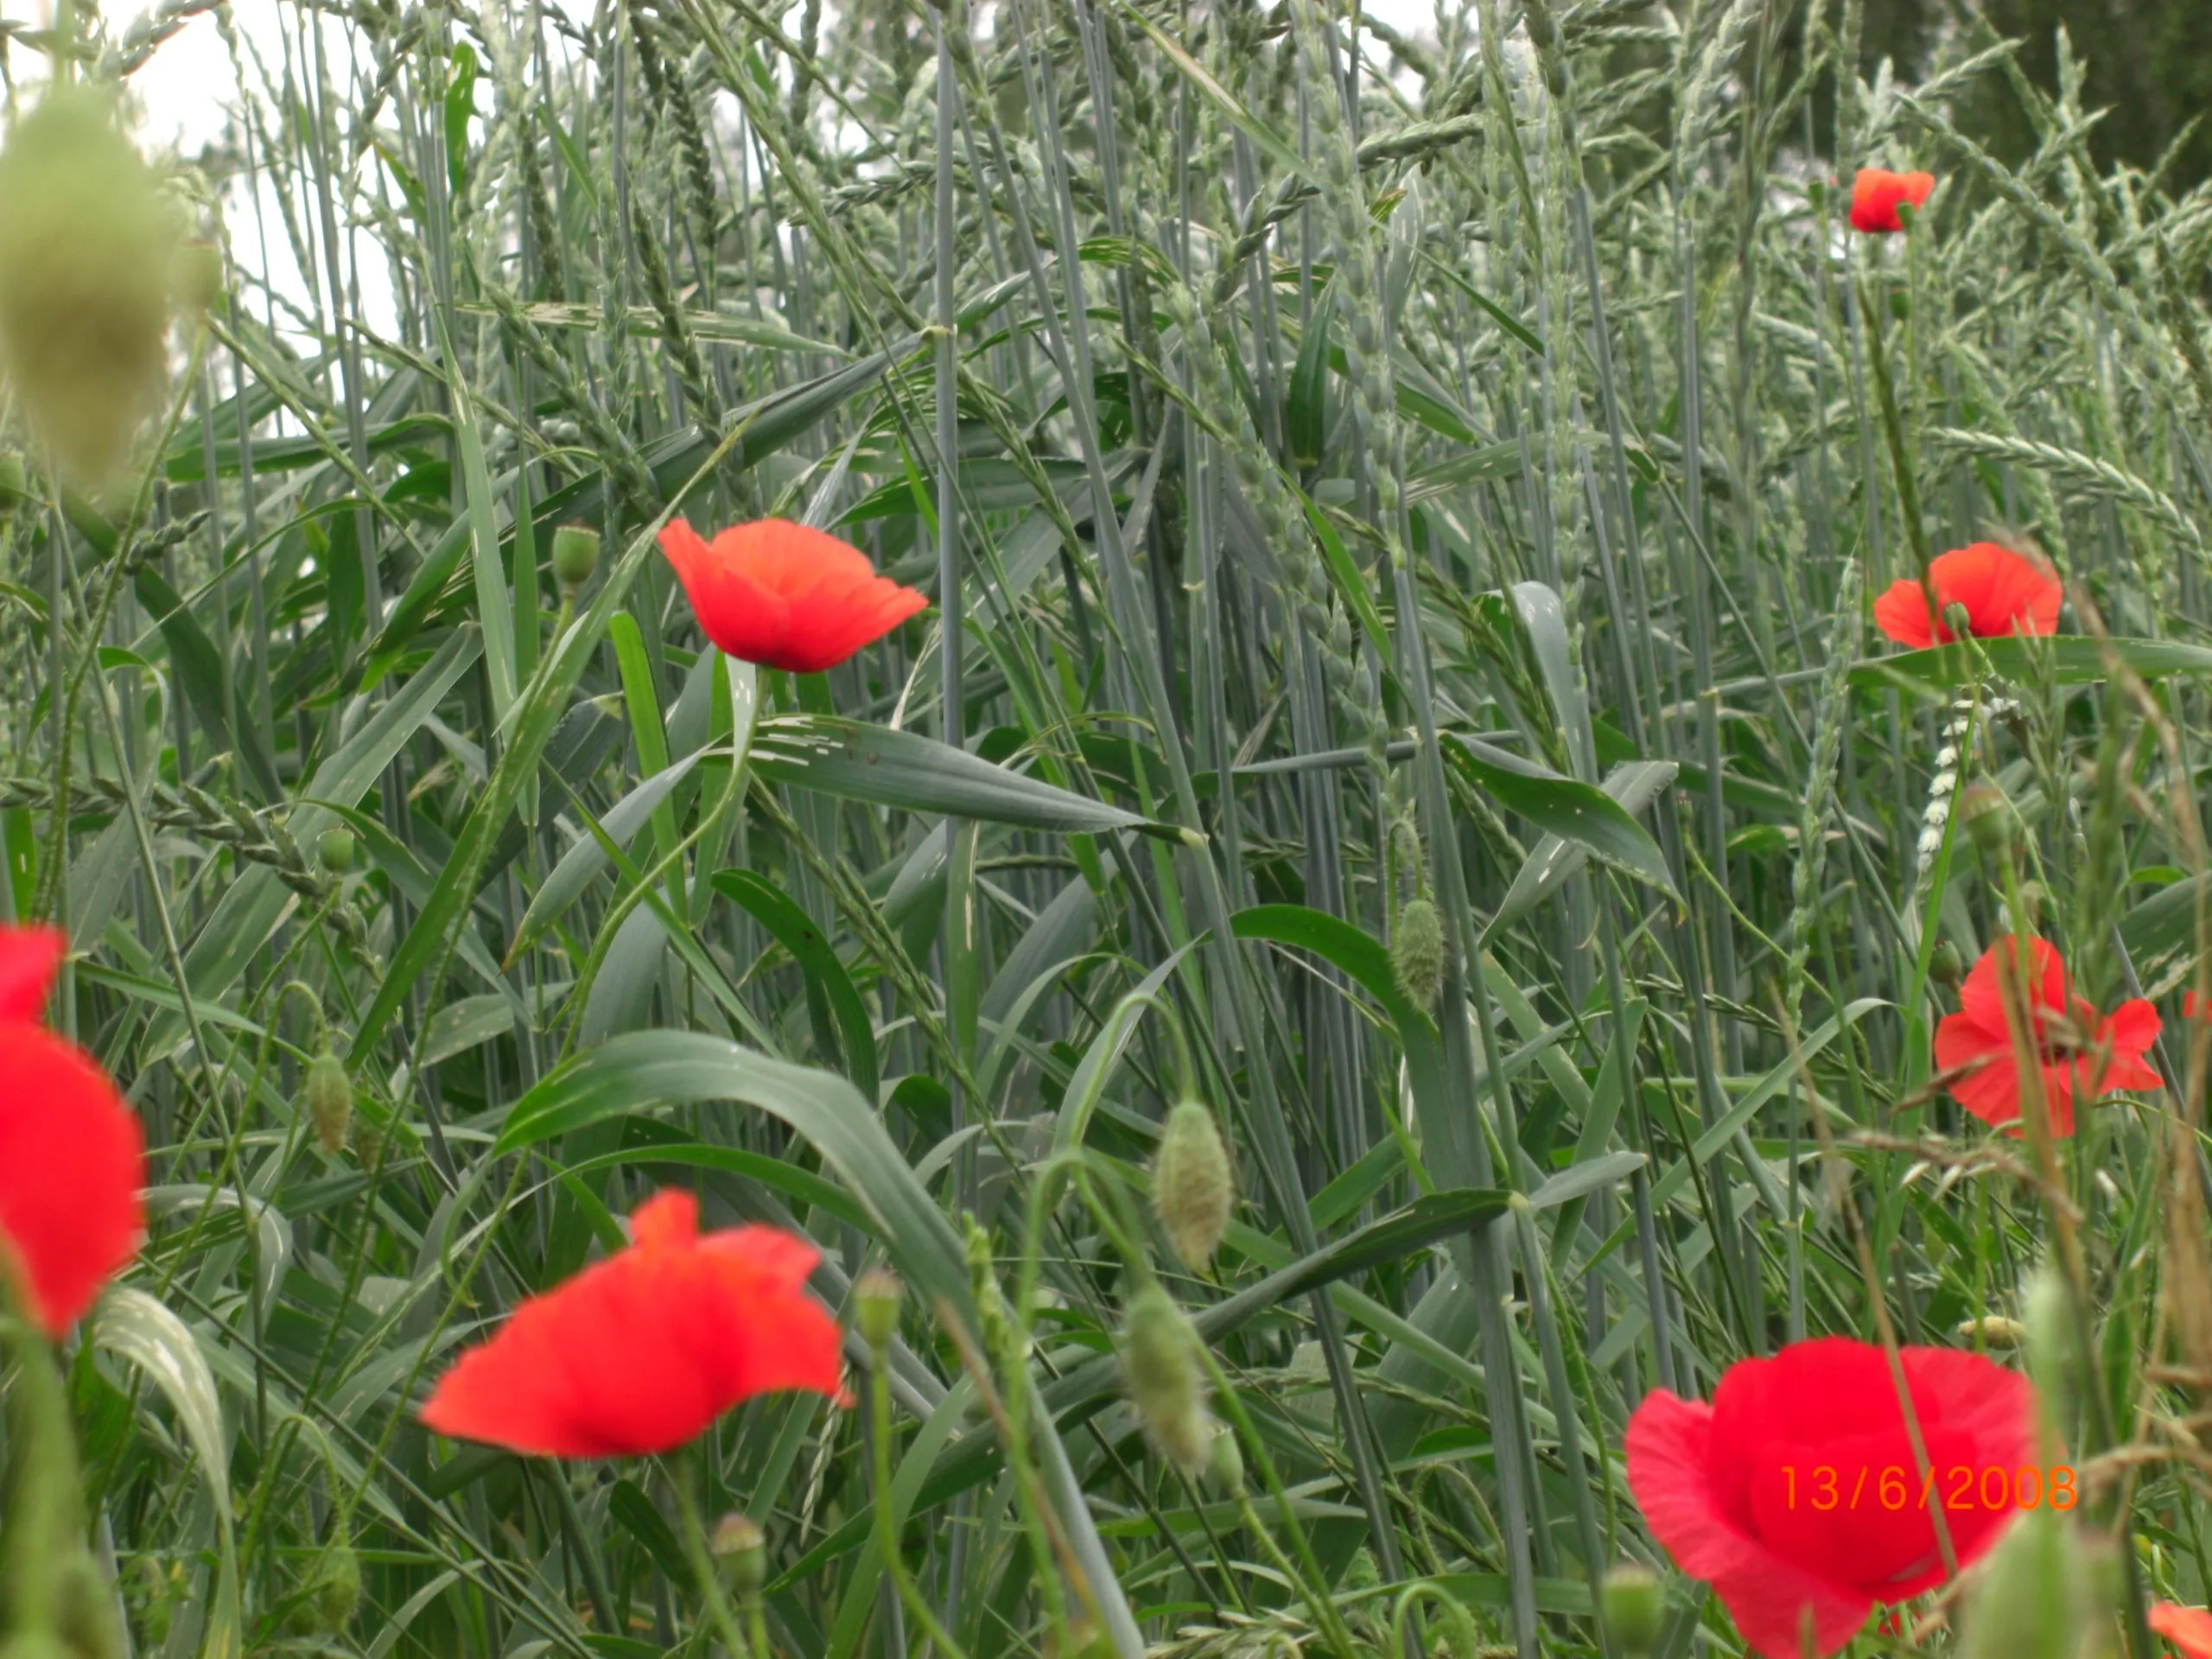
[1872,579,1936,648]
[2152,1603,2212,1659]
[1628,1388,1872,1659]
[0,1021,146,1334]
[1940,543,2061,639]
[663,519,925,673]
[421,1195,843,1458]
[0,925,65,1024]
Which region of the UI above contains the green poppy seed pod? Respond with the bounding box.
[854,1266,902,1354]
[550,522,600,591]
[0,89,181,484]
[710,1513,766,1597]
[1393,897,1446,1011]
[0,451,28,513]
[1957,780,2018,858]
[305,1051,353,1156]
[304,1541,361,1635]
[1206,1422,1244,1496]
[317,826,356,875]
[1153,1100,1233,1270]
[1120,1285,1210,1473]
[1961,1508,2082,1659]
[1929,939,1966,990]
[1599,1564,1666,1656]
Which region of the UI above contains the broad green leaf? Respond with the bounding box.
[1852,634,2212,696]
[1452,736,1680,906]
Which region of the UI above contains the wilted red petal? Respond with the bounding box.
[0,1021,146,1335]
[1850,168,1935,233]
[658,518,927,674]
[421,1192,843,1458]
[2152,1603,2212,1658]
[1872,544,2060,648]
[0,925,65,1024]
[1627,1338,2034,1659]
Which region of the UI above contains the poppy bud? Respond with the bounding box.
[1924,941,1963,991]
[854,1266,902,1353]
[301,1540,361,1635]
[1957,780,2018,857]
[2015,880,2057,930]
[1961,1508,2088,1659]
[711,1513,766,1596]
[305,1051,353,1156]
[0,89,182,484]
[1120,1285,1210,1474]
[1942,600,1972,639]
[53,1550,126,1659]
[2024,1262,2075,1439]
[0,451,28,512]
[1206,1422,1244,1496]
[1393,897,1446,1011]
[1043,1619,1116,1659]
[551,523,600,591]
[1599,1563,1666,1655]
[172,242,225,317]
[317,827,355,874]
[1955,1314,2027,1348]
[1153,1100,1234,1271]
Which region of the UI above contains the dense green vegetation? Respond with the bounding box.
[4,1,2212,1656]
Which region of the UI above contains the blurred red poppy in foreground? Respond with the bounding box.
[1625,1337,2035,1659]
[1850,167,1935,233]
[658,518,928,673]
[1872,543,2062,649]
[0,925,145,1336]
[2152,1602,2212,1657]
[1934,938,2161,1137]
[421,1190,843,1458]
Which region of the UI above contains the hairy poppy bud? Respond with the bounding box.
[317,827,355,874]
[305,1051,353,1156]
[0,89,182,484]
[1393,897,1446,1010]
[550,523,600,591]
[1956,780,2018,858]
[711,1513,766,1596]
[1600,1564,1665,1655]
[854,1266,901,1353]
[0,451,27,512]
[53,1550,126,1659]
[2015,880,2057,930]
[1961,1509,2088,1659]
[1206,1422,1244,1496]
[1929,939,1966,989]
[172,242,225,317]
[301,1541,361,1635]
[1120,1285,1209,1473]
[2024,1262,2074,1440]
[1153,1101,1233,1270]
[1955,1314,2027,1348]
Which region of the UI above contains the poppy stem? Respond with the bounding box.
[0,1306,92,1643]
[666,1448,753,1659]
[869,1360,971,1659]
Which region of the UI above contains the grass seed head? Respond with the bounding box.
[1120,1285,1209,1473]
[1153,1100,1234,1270]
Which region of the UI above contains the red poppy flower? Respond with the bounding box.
[0,926,146,1335]
[1850,168,1936,233]
[2152,1603,2212,1658]
[1872,543,2063,648]
[0,924,64,1023]
[658,518,929,674]
[1625,1338,2036,1659]
[1933,938,2161,1136]
[421,1190,844,1458]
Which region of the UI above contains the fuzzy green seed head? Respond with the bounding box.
[1153,1100,1233,1270]
[1599,1564,1665,1656]
[1206,1422,1244,1496]
[0,90,182,485]
[551,523,600,591]
[1393,897,1446,1010]
[1120,1285,1209,1473]
[305,1052,353,1156]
